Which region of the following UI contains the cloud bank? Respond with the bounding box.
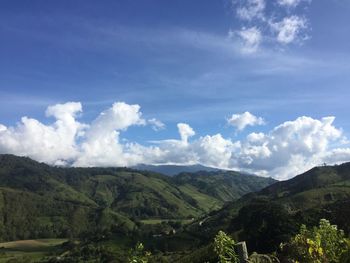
[1,101,349,180]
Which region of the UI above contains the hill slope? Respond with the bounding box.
[0,154,275,241]
[132,164,220,176]
[174,171,276,202]
[179,162,350,256]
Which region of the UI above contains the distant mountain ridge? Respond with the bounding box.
[132,163,221,176]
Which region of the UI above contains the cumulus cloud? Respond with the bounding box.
[0,124,6,132]
[323,148,350,164]
[150,130,238,169]
[1,102,350,180]
[271,16,308,44]
[177,123,195,143]
[74,102,146,167]
[237,116,347,179]
[233,27,262,53]
[227,111,265,131]
[236,0,265,21]
[231,0,311,51]
[0,102,84,165]
[192,134,239,168]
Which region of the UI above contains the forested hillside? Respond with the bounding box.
[173,162,350,261]
[0,154,274,242]
[1,155,350,262]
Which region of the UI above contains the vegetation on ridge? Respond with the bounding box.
[0,154,274,242]
[1,154,350,262]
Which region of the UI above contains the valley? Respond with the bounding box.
[0,154,350,262]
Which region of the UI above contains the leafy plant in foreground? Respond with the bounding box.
[128,242,151,263]
[214,231,239,263]
[280,219,350,263]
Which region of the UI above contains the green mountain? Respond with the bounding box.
[2,155,350,262]
[132,164,220,176]
[179,162,350,256]
[0,154,274,242]
[174,171,276,202]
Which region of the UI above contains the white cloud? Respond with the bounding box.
[277,0,303,8]
[0,102,84,165]
[234,26,262,53]
[247,132,265,143]
[193,134,239,168]
[237,116,345,179]
[145,124,199,165]
[227,111,265,131]
[1,102,350,180]
[88,102,145,135]
[0,124,6,132]
[148,118,166,131]
[323,148,350,165]
[236,0,265,21]
[149,130,238,169]
[231,0,311,49]
[271,15,308,44]
[74,102,146,167]
[177,123,195,143]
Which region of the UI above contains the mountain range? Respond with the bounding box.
[1,154,350,262]
[0,154,275,242]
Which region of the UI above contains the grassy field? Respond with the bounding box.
[0,239,67,263]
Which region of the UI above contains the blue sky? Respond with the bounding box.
[0,0,350,179]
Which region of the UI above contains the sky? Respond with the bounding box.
[0,0,350,180]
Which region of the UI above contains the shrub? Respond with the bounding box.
[214,231,239,263]
[249,252,280,263]
[280,219,350,263]
[128,242,151,263]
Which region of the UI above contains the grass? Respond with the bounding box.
[178,184,222,212]
[278,185,350,211]
[0,238,67,263]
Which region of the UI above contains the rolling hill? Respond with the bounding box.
[176,162,350,258]
[0,154,275,242]
[173,171,276,202]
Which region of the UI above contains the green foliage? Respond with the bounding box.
[2,154,350,262]
[0,154,275,242]
[174,171,276,202]
[248,252,280,263]
[40,242,115,263]
[339,239,350,263]
[187,161,350,255]
[280,219,350,263]
[213,231,239,263]
[128,242,151,263]
[232,200,298,253]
